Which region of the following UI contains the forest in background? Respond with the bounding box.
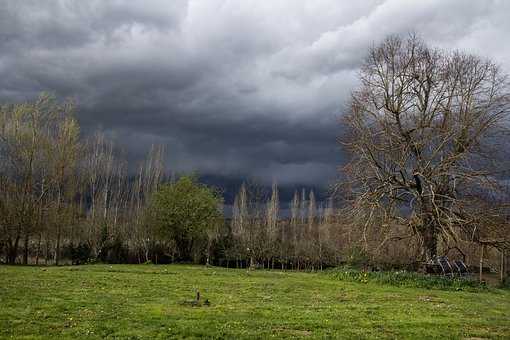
[0,93,344,268]
[0,93,504,273]
[1,36,510,280]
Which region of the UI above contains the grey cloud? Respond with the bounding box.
[1,0,509,188]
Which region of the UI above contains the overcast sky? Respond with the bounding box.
[1,0,510,187]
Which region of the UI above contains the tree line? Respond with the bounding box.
[228,183,338,270]
[0,94,341,268]
[0,94,168,264]
[2,34,509,275]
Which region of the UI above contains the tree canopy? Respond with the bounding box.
[342,35,510,260]
[148,176,223,262]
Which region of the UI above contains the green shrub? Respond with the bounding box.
[345,246,370,268]
[64,242,93,265]
[500,276,510,289]
[326,266,486,291]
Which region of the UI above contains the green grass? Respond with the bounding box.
[1,265,509,339]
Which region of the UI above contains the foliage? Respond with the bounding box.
[67,243,93,265]
[345,246,370,268]
[147,176,223,262]
[501,276,510,289]
[0,94,170,265]
[0,93,81,264]
[1,265,509,339]
[326,267,487,291]
[98,238,129,264]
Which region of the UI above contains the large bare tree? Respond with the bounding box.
[342,35,510,261]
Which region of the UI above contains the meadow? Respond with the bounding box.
[1,265,509,339]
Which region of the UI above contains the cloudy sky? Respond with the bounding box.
[1,0,510,189]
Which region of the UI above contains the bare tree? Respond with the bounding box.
[265,181,279,268]
[290,190,300,266]
[231,183,248,266]
[342,35,510,261]
[307,190,316,236]
[316,199,334,270]
[132,144,165,262]
[49,111,80,265]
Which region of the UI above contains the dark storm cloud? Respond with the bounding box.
[1,0,510,186]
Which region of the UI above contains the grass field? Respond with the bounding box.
[1,265,509,339]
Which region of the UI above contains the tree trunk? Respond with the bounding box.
[23,233,29,265]
[45,239,49,265]
[35,233,42,265]
[55,226,61,266]
[7,236,20,264]
[479,244,484,283]
[419,221,438,261]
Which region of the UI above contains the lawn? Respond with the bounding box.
[0,265,509,339]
